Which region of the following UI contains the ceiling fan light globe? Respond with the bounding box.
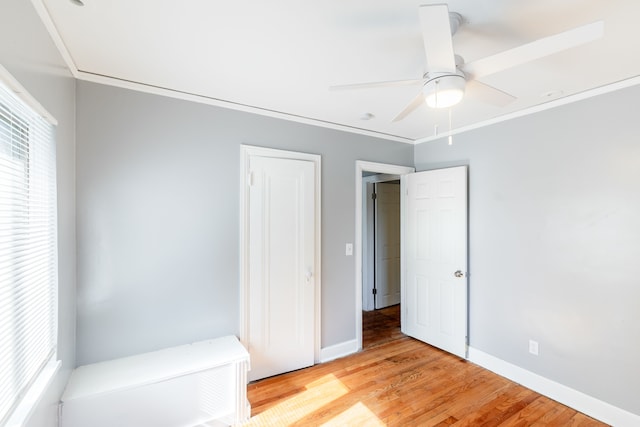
[424,74,465,109]
[425,89,464,108]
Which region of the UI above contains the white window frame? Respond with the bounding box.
[0,64,60,427]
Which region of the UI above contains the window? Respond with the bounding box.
[0,77,57,425]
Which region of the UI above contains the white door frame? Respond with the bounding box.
[240,145,322,363]
[355,161,414,350]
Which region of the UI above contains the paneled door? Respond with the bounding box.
[402,166,468,358]
[246,154,317,381]
[374,182,401,309]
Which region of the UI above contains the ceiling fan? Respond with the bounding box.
[331,4,604,122]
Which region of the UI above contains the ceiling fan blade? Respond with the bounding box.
[392,91,425,122]
[329,79,423,91]
[466,80,516,107]
[463,21,604,79]
[419,4,456,73]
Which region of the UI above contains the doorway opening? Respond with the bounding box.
[354,161,414,351]
[362,178,401,348]
[363,179,401,311]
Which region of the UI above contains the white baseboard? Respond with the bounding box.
[319,339,359,363]
[468,347,640,427]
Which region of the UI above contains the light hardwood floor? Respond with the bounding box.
[244,305,607,426]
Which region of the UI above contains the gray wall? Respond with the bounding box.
[0,1,77,426]
[75,81,413,365]
[415,86,640,415]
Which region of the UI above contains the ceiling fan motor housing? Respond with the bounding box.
[423,71,466,109]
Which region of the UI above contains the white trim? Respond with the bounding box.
[29,0,79,78]
[5,360,61,427]
[239,145,322,363]
[0,64,57,125]
[468,347,640,427]
[355,161,414,351]
[415,75,640,145]
[75,72,413,145]
[76,72,640,147]
[319,339,359,363]
[67,71,640,147]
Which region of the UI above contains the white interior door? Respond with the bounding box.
[402,166,468,358]
[247,155,315,381]
[363,182,375,311]
[374,182,401,309]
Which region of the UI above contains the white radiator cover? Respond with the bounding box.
[60,336,250,427]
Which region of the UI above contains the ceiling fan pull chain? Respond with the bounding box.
[448,108,453,146]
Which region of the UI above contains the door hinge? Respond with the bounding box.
[371,192,377,200]
[248,171,254,187]
[372,288,377,295]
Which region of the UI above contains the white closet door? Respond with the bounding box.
[248,156,315,381]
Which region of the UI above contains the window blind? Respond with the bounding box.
[0,78,57,425]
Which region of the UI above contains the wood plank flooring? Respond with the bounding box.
[244,305,607,426]
[362,303,403,349]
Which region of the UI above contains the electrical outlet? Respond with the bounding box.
[529,339,539,356]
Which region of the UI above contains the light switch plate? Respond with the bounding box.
[345,243,353,256]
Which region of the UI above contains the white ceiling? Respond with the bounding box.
[37,0,640,143]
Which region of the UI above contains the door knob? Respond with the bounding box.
[454,270,464,278]
[305,268,313,283]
